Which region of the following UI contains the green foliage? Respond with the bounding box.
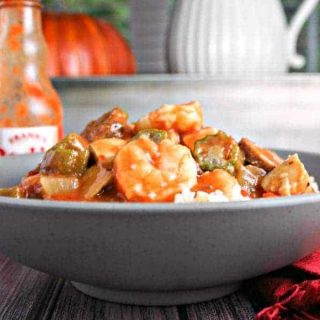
[282,0,301,7]
[42,0,129,38]
[43,0,176,40]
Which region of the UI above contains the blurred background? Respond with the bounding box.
[43,0,319,72]
[41,0,320,152]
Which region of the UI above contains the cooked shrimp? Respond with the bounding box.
[182,127,218,151]
[261,154,310,196]
[135,101,203,134]
[114,136,198,202]
[193,169,245,201]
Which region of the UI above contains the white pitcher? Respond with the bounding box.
[168,0,319,75]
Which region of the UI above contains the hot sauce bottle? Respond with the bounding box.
[0,0,63,156]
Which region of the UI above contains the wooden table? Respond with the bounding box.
[0,252,259,320]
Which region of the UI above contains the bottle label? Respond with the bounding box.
[0,126,58,156]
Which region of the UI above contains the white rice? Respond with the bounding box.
[310,176,319,193]
[174,176,319,204]
[174,187,249,203]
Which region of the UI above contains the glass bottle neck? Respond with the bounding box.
[0,5,42,35]
[0,3,48,82]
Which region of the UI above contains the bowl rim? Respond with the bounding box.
[0,192,319,216]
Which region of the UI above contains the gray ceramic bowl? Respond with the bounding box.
[0,151,320,306]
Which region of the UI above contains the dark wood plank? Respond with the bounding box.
[0,253,63,320]
[50,281,180,320]
[0,252,257,320]
[179,291,256,320]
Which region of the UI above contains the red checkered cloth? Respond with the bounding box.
[251,249,320,320]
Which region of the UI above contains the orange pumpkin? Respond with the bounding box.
[42,12,136,77]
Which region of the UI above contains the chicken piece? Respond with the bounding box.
[81,107,133,142]
[261,154,310,196]
[90,138,127,169]
[239,138,283,172]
